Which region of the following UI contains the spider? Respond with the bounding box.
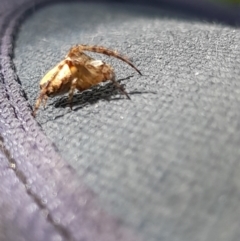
[33,44,142,116]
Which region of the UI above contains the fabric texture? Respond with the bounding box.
[1,0,240,241]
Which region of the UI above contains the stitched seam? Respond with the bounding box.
[0,134,75,241]
[0,1,75,240]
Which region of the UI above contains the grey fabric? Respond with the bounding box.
[1,0,240,240]
[13,2,240,241]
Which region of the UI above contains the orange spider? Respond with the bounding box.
[33,44,142,116]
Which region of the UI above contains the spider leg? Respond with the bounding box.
[110,73,131,100]
[68,45,142,75]
[68,78,78,109]
[43,95,48,108]
[33,92,46,117]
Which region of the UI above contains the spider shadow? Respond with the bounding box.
[51,75,156,114]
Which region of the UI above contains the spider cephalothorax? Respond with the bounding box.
[33,44,142,116]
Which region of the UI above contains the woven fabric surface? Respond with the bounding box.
[1,0,240,241]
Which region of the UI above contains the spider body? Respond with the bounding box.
[33,45,142,116]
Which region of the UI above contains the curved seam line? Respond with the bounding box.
[0,1,75,240]
[0,134,75,241]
